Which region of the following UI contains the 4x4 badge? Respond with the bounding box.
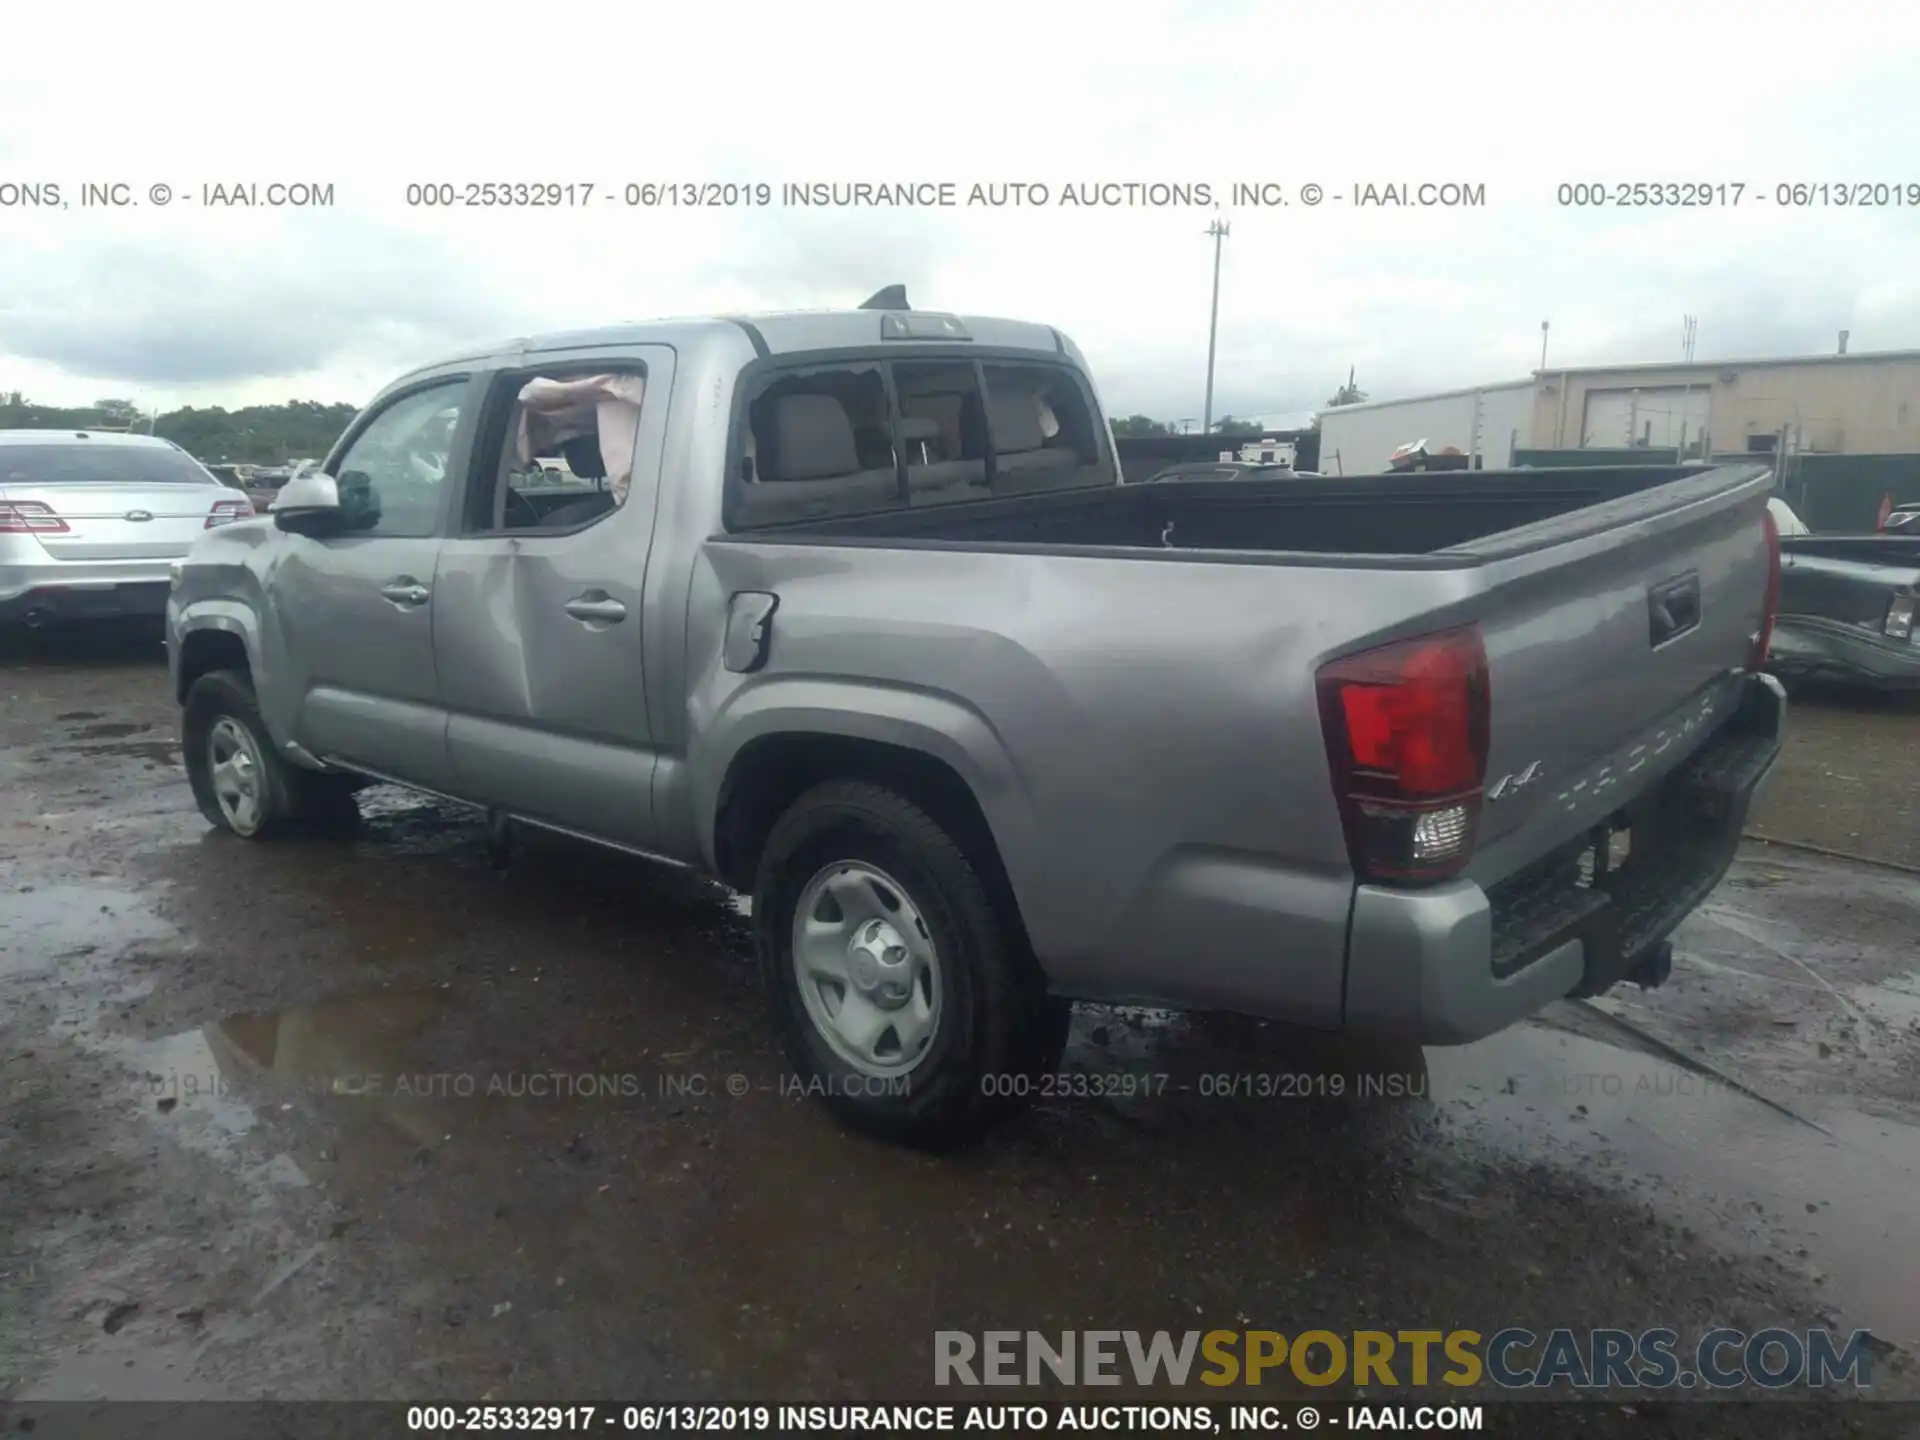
[1487,760,1544,801]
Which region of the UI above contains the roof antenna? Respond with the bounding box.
[859,284,909,311]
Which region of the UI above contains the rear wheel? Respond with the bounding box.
[183,669,358,839]
[754,780,1060,1146]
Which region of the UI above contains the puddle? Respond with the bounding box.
[208,990,450,1091]
[357,786,468,822]
[53,710,104,721]
[127,990,458,1148]
[1429,1021,1920,1347]
[0,883,176,981]
[110,1025,263,1161]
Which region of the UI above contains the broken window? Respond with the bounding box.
[734,365,902,527]
[980,364,1113,495]
[894,362,990,507]
[473,371,647,532]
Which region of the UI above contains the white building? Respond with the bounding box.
[1315,380,1535,475]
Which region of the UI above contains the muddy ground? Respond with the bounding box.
[2,625,1917,1434]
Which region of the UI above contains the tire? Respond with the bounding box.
[753,780,1057,1147]
[182,669,358,839]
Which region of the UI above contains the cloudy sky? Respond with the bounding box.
[2,0,1916,424]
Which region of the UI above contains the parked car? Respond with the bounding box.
[202,463,250,492]
[2,430,253,626]
[166,301,1785,1144]
[1880,501,1920,534]
[1768,498,1920,689]
[1134,460,1298,484]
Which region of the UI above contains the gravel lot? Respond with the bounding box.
[1748,683,1920,872]
[2,625,1916,1435]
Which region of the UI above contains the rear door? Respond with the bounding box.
[270,374,478,791]
[0,440,239,560]
[431,345,675,849]
[1463,467,1775,880]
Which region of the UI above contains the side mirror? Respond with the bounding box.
[271,471,344,536]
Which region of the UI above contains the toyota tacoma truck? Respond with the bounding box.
[1767,498,1920,689]
[165,294,1786,1144]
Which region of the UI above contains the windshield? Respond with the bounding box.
[0,444,215,486]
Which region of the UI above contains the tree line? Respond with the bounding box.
[0,392,361,465]
[1109,370,1370,437]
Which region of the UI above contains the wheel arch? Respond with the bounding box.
[701,689,1042,960]
[173,607,259,704]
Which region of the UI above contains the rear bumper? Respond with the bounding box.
[1769,615,1920,689]
[1,560,177,621]
[1343,671,1785,1044]
[0,578,172,622]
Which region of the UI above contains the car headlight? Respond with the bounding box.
[1886,594,1915,641]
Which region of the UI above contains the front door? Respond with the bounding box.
[275,375,476,791]
[432,347,674,849]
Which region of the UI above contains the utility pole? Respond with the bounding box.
[1202,218,1230,433]
[1539,320,1549,371]
[1682,315,1697,361]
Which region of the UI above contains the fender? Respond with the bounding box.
[171,598,261,688]
[171,598,306,757]
[690,675,1042,906]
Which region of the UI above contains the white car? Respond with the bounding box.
[1,430,253,626]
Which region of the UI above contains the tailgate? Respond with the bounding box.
[1464,466,1774,882]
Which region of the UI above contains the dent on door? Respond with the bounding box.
[437,543,657,846]
[435,345,674,848]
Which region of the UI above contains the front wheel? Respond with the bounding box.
[754,780,1060,1147]
[182,669,358,839]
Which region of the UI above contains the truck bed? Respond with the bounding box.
[709,461,1778,974]
[766,464,1755,563]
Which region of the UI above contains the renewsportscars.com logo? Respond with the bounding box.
[934,1328,1878,1390]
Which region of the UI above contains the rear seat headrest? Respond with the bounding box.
[986,391,1045,453]
[768,393,861,481]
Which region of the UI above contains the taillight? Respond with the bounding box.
[1750,505,1781,668]
[206,498,254,528]
[1317,625,1490,885]
[0,501,71,535]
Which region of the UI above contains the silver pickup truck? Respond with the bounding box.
[166,299,1786,1143]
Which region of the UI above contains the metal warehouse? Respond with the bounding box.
[1533,346,1920,456]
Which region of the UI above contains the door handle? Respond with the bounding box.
[563,593,627,624]
[1648,572,1701,647]
[379,579,431,607]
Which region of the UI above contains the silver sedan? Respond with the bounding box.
[1,430,253,626]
